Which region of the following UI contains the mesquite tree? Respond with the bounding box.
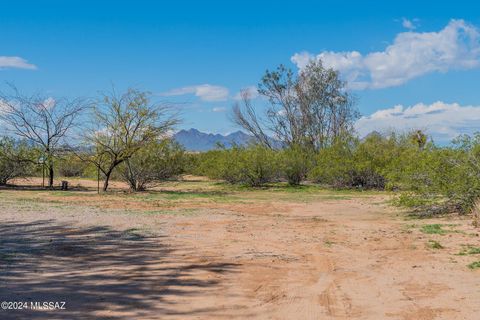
[0,85,86,187]
[82,88,178,191]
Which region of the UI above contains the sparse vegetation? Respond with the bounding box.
[467,261,480,270]
[426,240,444,249]
[458,245,480,255]
[421,224,449,235]
[1,61,480,227]
[3,7,480,318]
[419,223,465,235]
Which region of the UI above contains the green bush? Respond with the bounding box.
[395,133,480,215]
[191,145,279,187]
[57,154,90,177]
[0,137,36,185]
[182,152,201,175]
[309,132,425,190]
[120,139,185,191]
[224,145,279,187]
[186,130,480,218]
[188,149,225,179]
[278,144,315,185]
[309,138,356,187]
[352,132,395,189]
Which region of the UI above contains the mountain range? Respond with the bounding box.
[173,128,254,151]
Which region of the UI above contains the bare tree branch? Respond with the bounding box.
[0,83,89,187]
[231,60,359,151]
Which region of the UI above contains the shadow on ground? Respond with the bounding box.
[0,220,240,319]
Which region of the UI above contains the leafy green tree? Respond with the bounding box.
[81,88,178,191]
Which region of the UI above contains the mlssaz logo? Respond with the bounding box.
[30,301,66,310]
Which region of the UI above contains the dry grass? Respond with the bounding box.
[1,176,387,215]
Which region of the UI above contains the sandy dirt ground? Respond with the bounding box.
[0,179,479,319]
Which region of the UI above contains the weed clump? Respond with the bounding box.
[421,224,447,235]
[426,240,444,249]
[458,246,480,256]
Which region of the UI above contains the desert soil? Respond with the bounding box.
[0,179,479,319]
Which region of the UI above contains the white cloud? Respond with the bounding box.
[402,18,418,30]
[161,84,229,102]
[0,56,36,70]
[212,107,226,112]
[356,101,480,142]
[234,86,259,100]
[291,20,480,89]
[43,97,56,109]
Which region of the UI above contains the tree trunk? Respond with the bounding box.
[48,165,54,188]
[103,172,110,192]
[130,182,138,192]
[125,160,137,191]
[102,161,123,192]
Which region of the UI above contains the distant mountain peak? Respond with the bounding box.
[173,128,254,151]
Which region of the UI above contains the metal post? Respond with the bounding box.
[97,166,100,194]
[42,162,45,188]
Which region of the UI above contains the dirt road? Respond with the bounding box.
[0,191,479,319]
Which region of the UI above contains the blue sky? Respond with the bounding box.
[2,1,480,142]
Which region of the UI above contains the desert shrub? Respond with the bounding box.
[352,132,409,189]
[182,152,201,175]
[0,137,35,185]
[395,133,480,215]
[443,135,480,214]
[57,153,90,177]
[309,133,390,189]
[192,145,279,187]
[278,144,315,185]
[309,131,426,189]
[75,156,107,179]
[188,149,225,179]
[309,138,356,187]
[120,139,185,191]
[222,145,279,187]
